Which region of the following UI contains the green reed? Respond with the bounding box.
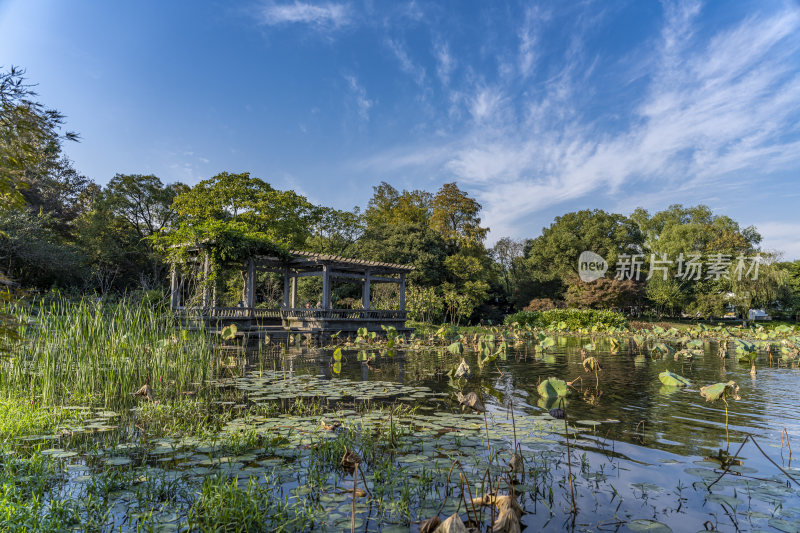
[0,297,218,408]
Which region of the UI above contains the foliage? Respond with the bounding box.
[524,298,557,311]
[537,377,568,398]
[524,209,642,287]
[406,285,444,323]
[162,172,318,268]
[726,255,791,323]
[430,182,488,248]
[0,298,216,406]
[305,206,363,255]
[491,237,524,295]
[564,278,641,309]
[658,371,691,387]
[357,220,447,286]
[0,209,85,287]
[0,66,79,210]
[104,174,185,238]
[505,308,628,329]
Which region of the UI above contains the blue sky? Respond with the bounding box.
[1,0,799,258]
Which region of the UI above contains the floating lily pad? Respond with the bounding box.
[627,519,672,532]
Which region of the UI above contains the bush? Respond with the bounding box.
[523,298,557,311]
[505,308,627,329]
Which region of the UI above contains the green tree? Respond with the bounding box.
[726,256,790,326]
[1,66,78,211]
[524,209,643,292]
[166,172,320,260]
[429,182,487,248]
[356,221,447,286]
[632,204,762,316]
[306,207,364,255]
[0,208,85,287]
[776,260,800,318]
[364,181,431,228]
[491,237,524,296]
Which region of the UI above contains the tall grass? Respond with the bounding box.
[0,298,218,408]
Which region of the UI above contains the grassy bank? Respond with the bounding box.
[1,298,218,407]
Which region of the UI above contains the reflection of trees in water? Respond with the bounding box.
[245,338,787,458]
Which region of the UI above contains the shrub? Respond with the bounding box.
[505,308,627,329]
[523,298,557,311]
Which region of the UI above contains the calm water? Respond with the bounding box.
[272,336,800,532]
[16,335,800,532]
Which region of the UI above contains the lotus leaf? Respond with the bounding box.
[537,377,568,398]
[700,381,740,402]
[658,371,691,387]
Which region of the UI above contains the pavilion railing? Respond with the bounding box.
[175,307,406,321]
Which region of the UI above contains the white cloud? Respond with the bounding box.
[434,40,454,86]
[357,3,800,244]
[753,222,800,261]
[518,5,548,78]
[344,74,373,120]
[386,38,426,86]
[258,2,351,29]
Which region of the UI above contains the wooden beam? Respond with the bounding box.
[369,276,401,284]
[328,271,400,283]
[294,270,323,278]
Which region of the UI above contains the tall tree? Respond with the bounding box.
[104,174,185,239]
[164,172,321,271]
[306,207,364,255]
[429,182,487,248]
[1,66,78,211]
[525,209,643,286]
[364,181,432,228]
[491,237,524,296]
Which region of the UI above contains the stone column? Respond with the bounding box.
[321,266,331,309]
[399,273,406,311]
[362,269,371,310]
[245,258,256,308]
[282,267,290,308]
[169,265,180,310]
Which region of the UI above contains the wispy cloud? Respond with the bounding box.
[358,2,800,244]
[386,38,426,86]
[344,74,373,120]
[518,5,548,78]
[257,2,351,29]
[434,40,454,86]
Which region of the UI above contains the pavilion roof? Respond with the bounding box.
[257,250,414,274]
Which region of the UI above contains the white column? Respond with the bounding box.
[290,275,297,308]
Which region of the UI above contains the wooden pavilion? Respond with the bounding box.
[169,249,413,337]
